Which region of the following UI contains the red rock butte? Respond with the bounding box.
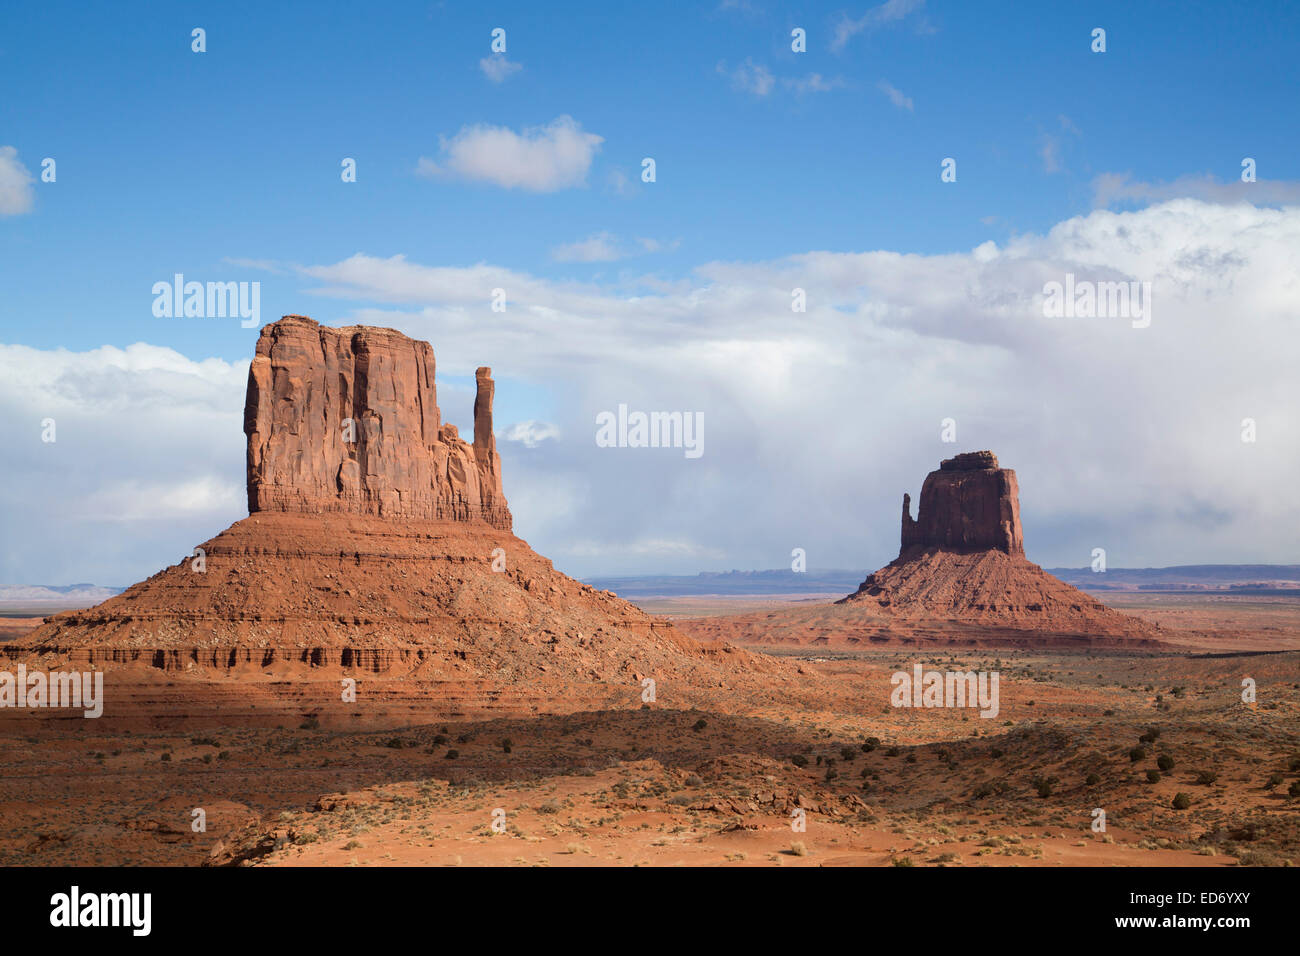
[246,315,511,529]
[679,451,1165,649]
[900,450,1022,556]
[6,316,795,723]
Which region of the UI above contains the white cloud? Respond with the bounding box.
[718,58,774,96]
[416,116,603,191]
[833,0,926,52]
[877,79,913,110]
[502,420,560,448]
[80,476,243,522]
[273,199,1300,574]
[719,60,844,96]
[1093,172,1300,208]
[550,232,677,262]
[479,55,522,83]
[10,199,1300,583]
[0,343,248,584]
[551,232,623,263]
[1040,135,1061,173]
[0,146,36,216]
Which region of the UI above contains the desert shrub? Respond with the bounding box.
[444,749,459,760]
[298,717,319,731]
[692,718,707,731]
[538,800,561,814]
[840,747,857,761]
[1238,849,1283,867]
[1195,770,1218,785]
[791,754,808,768]
[1157,754,1175,772]
[500,738,513,753]
[1032,776,1056,798]
[685,774,703,787]
[905,752,917,764]
[432,734,448,746]
[862,737,881,752]
[1086,773,1101,785]
[1289,781,1300,798]
[191,736,220,746]
[886,746,900,757]
[1139,728,1160,744]
[1146,770,1161,783]
[1129,747,1146,762]
[1288,756,1300,772]
[385,738,406,749]
[1172,792,1191,810]
[1264,773,1282,789]
[790,841,808,857]
[892,856,914,867]
[990,748,1005,759]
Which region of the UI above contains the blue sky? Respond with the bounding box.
[3,0,1299,585]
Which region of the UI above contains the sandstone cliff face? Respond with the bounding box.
[244,316,511,530]
[900,450,1023,556]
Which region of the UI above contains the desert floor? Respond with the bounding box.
[0,593,1297,867]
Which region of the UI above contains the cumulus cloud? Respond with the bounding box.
[8,200,1300,582]
[0,146,36,216]
[274,200,1300,575]
[416,116,603,191]
[479,55,522,83]
[502,421,560,448]
[0,343,248,584]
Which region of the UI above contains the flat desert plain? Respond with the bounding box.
[0,591,1296,868]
